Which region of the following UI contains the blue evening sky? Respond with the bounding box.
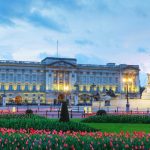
[0,0,150,86]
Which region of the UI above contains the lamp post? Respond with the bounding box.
[90,83,96,104]
[123,78,132,112]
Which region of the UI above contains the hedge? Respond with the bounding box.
[82,115,150,123]
[0,114,97,132]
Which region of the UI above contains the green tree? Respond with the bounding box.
[59,101,70,122]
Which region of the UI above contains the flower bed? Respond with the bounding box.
[0,128,149,149]
[82,115,150,123]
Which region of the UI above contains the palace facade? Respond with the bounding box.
[0,57,140,104]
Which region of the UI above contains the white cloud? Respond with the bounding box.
[0,0,150,85]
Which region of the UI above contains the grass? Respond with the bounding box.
[85,123,150,133]
[69,118,150,133]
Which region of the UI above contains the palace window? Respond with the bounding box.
[1,85,5,91]
[9,85,13,91]
[33,85,36,91]
[25,85,29,91]
[32,74,37,82]
[109,77,112,83]
[83,86,86,91]
[6,74,9,81]
[40,85,45,91]
[115,77,119,83]
[90,76,94,83]
[82,76,86,84]
[1,74,5,81]
[17,85,21,91]
[9,74,13,81]
[25,74,29,82]
[96,77,99,83]
[17,74,22,82]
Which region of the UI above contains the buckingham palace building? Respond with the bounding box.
[0,57,140,104]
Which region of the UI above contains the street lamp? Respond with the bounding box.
[123,78,132,112]
[90,83,96,104]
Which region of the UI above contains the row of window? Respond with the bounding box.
[0,69,44,73]
[0,85,45,91]
[78,72,119,76]
[76,86,119,93]
[78,76,119,84]
[7,94,44,97]
[0,74,45,82]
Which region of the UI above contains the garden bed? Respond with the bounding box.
[0,128,149,149]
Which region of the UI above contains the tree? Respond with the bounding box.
[59,101,70,122]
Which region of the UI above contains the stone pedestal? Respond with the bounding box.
[142,74,150,100]
[74,94,78,105]
[37,99,40,106]
[2,96,6,107]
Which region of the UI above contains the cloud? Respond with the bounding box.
[75,53,106,65]
[0,0,69,32]
[0,45,13,59]
[38,52,49,60]
[27,12,68,32]
[0,0,31,25]
[0,16,14,26]
[75,39,94,46]
[42,0,82,11]
[137,47,148,53]
[0,0,150,86]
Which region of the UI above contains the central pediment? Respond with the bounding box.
[41,57,77,67]
[50,60,76,67]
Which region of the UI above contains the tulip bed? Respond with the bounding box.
[82,114,150,123]
[0,128,150,149]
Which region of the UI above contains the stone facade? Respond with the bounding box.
[0,57,140,104]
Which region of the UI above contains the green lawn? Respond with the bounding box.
[85,123,150,133]
[70,119,150,133]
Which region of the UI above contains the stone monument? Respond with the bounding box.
[37,96,40,106]
[2,95,6,106]
[74,94,78,105]
[142,73,150,100]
